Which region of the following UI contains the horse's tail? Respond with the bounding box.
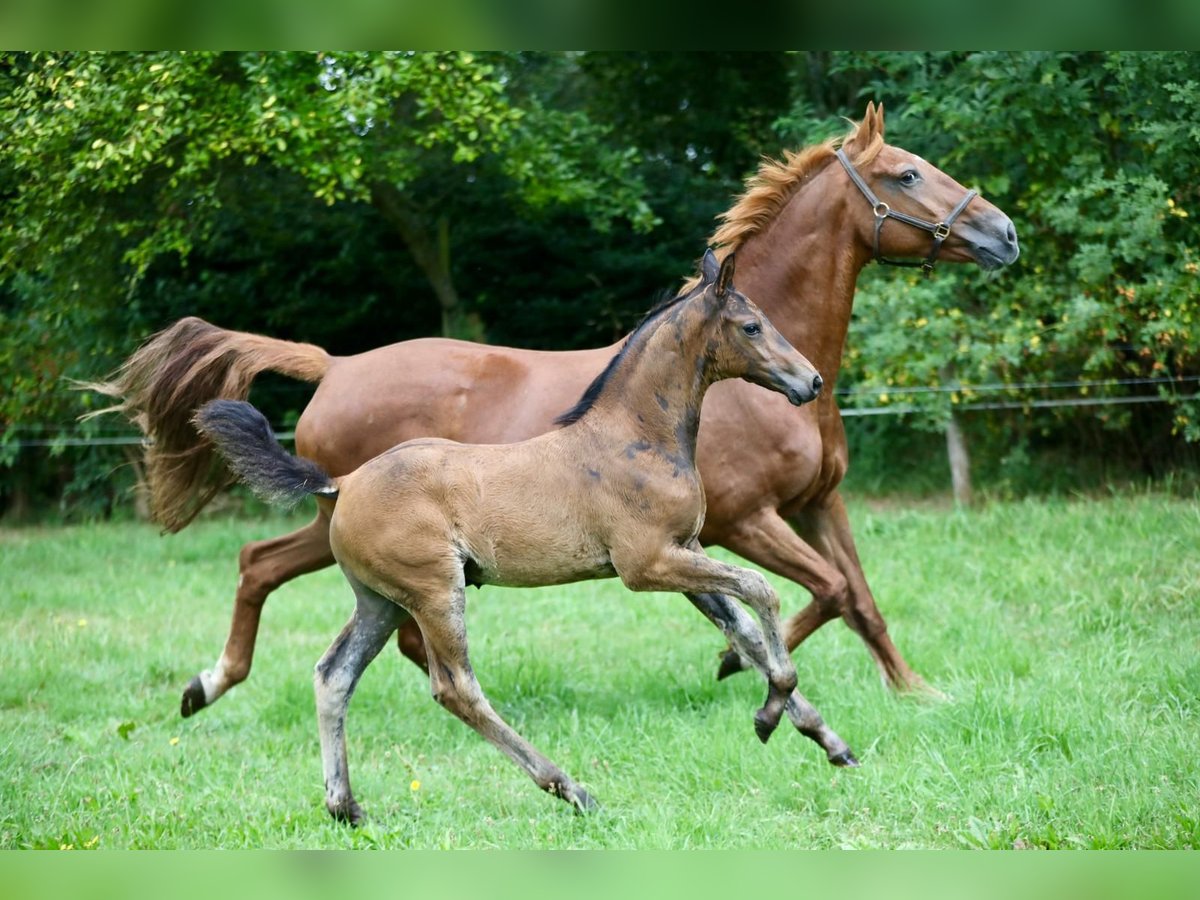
[80,317,332,533]
[193,400,338,507]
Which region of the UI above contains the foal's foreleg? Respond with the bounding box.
[314,574,407,825]
[182,511,336,717]
[615,544,796,742]
[686,591,857,767]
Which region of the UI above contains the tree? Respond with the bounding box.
[1,51,655,338]
[778,52,1200,494]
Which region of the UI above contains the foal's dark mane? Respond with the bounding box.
[553,283,703,427]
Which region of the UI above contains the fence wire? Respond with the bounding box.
[6,376,1198,448]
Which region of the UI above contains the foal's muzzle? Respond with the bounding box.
[785,372,823,406]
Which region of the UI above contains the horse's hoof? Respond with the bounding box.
[180,676,207,718]
[896,677,951,703]
[716,650,746,681]
[828,749,860,768]
[753,709,778,744]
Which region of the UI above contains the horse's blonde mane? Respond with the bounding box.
[682,118,885,290]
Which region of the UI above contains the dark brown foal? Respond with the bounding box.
[196,251,855,822]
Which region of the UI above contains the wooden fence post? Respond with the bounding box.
[946,409,973,507]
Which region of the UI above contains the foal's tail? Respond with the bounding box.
[80,317,332,532]
[193,400,338,507]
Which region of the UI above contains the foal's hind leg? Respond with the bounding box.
[314,572,408,825]
[411,590,596,812]
[182,510,336,717]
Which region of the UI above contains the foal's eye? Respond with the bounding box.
[742,323,761,336]
[899,170,920,186]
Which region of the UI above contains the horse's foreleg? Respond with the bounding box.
[412,590,596,813]
[181,510,336,717]
[792,493,937,697]
[686,591,857,766]
[314,573,407,826]
[614,542,797,744]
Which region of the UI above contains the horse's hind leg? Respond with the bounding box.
[411,590,596,812]
[314,572,408,825]
[181,510,336,717]
[686,591,857,766]
[395,618,429,672]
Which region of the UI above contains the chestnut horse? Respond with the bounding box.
[195,251,852,822]
[92,103,1019,717]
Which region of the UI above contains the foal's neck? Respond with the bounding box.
[588,300,715,459]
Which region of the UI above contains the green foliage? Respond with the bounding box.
[791,52,1200,445]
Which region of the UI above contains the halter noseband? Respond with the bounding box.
[835,147,977,277]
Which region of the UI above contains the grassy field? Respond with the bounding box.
[1,492,1197,849]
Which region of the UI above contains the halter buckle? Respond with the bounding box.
[873,201,890,219]
[933,223,951,240]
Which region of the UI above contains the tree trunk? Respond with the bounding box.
[946,410,973,507]
[370,182,484,341]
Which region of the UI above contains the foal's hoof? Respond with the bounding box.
[753,708,780,745]
[550,780,598,814]
[570,788,599,815]
[828,749,860,768]
[180,676,207,718]
[327,798,367,827]
[716,649,747,681]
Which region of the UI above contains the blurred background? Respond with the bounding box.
[2,51,1198,521]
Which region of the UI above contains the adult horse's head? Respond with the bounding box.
[836,101,1019,274]
[698,249,823,406]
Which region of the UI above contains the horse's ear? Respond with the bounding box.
[861,101,879,143]
[716,251,736,300]
[843,101,879,159]
[700,248,720,285]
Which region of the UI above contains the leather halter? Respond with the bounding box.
[835,147,977,277]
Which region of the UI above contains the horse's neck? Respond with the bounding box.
[734,172,870,388]
[588,304,710,456]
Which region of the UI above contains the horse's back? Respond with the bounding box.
[295,338,613,476]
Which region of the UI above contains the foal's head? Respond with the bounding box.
[697,249,823,406]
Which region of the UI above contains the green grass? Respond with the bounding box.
[1,492,1197,849]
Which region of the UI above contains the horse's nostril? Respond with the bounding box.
[1006,223,1017,245]
[812,373,823,393]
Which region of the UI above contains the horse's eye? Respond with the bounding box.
[742,323,761,337]
[900,170,920,186]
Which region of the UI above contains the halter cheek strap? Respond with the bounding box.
[835,148,977,277]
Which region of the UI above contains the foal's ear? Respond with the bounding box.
[700,248,720,285]
[716,251,736,300]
